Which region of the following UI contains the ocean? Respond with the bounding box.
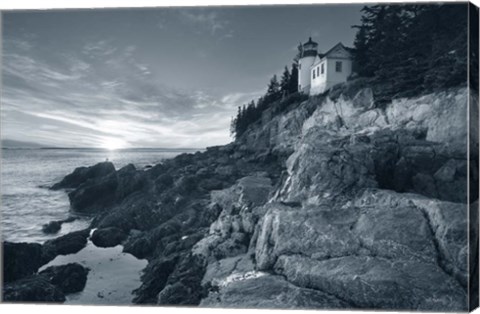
[1,148,195,243]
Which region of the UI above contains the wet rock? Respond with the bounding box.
[2,242,44,283]
[154,173,174,190]
[42,221,62,234]
[157,282,196,305]
[133,256,178,304]
[39,263,89,294]
[157,253,207,306]
[68,174,118,213]
[115,164,148,199]
[147,163,166,179]
[42,229,90,262]
[51,161,115,190]
[91,227,127,248]
[68,164,147,213]
[93,194,160,232]
[122,230,153,259]
[3,275,65,303]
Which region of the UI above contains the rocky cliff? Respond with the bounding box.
[200,87,477,311]
[3,86,478,310]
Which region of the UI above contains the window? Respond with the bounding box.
[313,70,316,79]
[317,67,319,76]
[321,63,324,74]
[335,61,342,72]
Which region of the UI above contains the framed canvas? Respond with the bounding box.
[1,1,479,312]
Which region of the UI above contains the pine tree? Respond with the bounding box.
[266,75,281,102]
[351,25,370,76]
[288,63,299,94]
[351,3,467,103]
[280,66,291,95]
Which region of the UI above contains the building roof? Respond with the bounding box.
[312,42,352,66]
[323,42,351,58]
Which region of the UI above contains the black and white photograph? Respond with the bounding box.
[1,1,479,312]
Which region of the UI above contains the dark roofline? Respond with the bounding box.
[322,42,352,58]
[303,37,318,47]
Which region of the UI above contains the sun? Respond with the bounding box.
[100,137,127,151]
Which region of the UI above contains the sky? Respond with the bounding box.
[1,4,362,149]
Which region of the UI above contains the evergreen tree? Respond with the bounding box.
[280,66,291,94]
[352,3,467,103]
[288,63,299,94]
[351,25,370,76]
[266,75,281,102]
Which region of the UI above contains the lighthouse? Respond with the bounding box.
[298,37,318,94]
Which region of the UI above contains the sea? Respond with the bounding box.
[1,147,195,243]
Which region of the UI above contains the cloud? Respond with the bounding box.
[221,90,265,107]
[82,40,118,58]
[157,9,234,40]
[2,39,257,148]
[180,10,225,35]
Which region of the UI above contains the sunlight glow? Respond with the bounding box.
[100,137,127,150]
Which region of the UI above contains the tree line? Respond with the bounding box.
[352,3,468,102]
[230,62,299,139]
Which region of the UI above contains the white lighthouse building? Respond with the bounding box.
[298,37,353,95]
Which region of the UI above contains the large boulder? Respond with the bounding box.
[39,263,89,294]
[91,227,127,248]
[277,128,377,205]
[41,217,77,235]
[252,186,469,310]
[2,242,44,283]
[41,221,62,234]
[3,275,65,303]
[42,229,90,262]
[355,189,468,286]
[51,161,115,190]
[275,255,467,311]
[255,203,362,270]
[68,164,147,213]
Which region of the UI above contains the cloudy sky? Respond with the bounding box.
[2,4,361,149]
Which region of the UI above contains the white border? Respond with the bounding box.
[1,1,479,314]
[0,0,476,10]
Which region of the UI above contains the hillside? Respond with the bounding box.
[4,84,478,310]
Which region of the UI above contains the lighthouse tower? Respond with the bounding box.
[298,37,318,94]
